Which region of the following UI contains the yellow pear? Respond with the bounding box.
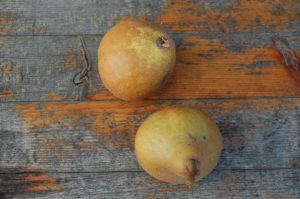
[135,107,222,185]
[98,17,176,101]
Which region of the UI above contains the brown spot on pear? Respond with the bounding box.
[98,17,176,101]
[135,107,222,185]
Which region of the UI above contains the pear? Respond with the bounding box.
[135,107,222,185]
[98,17,176,101]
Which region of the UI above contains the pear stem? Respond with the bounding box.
[186,159,198,185]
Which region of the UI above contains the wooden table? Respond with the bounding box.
[1,0,300,198]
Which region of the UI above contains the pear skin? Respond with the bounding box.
[98,17,176,101]
[135,107,223,185]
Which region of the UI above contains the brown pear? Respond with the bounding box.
[135,107,222,185]
[98,17,176,101]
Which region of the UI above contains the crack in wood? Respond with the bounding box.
[72,36,91,86]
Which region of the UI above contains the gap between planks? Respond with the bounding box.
[1,95,300,104]
[0,167,298,175]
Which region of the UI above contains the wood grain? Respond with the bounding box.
[1,0,299,36]
[1,33,300,102]
[0,0,167,36]
[1,98,299,171]
[0,169,299,199]
[159,0,300,33]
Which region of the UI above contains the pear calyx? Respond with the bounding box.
[156,36,170,48]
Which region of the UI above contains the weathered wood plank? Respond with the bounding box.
[1,33,300,102]
[1,98,299,171]
[0,168,299,199]
[1,0,300,36]
[159,0,300,33]
[0,0,167,36]
[0,36,88,102]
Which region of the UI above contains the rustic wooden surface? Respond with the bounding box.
[1,0,300,198]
